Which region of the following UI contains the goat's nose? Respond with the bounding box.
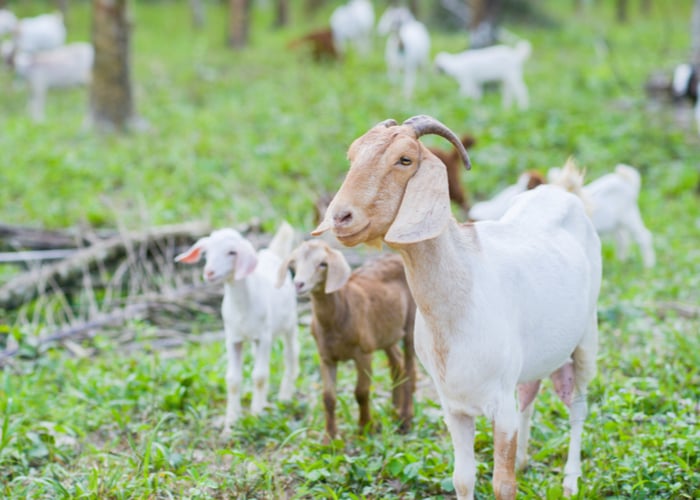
[204,269,215,279]
[333,209,353,227]
[294,281,305,293]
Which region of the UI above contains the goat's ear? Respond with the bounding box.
[233,239,259,280]
[276,255,294,289]
[385,157,451,245]
[175,237,208,264]
[324,248,351,293]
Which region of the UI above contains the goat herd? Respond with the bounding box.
[173,110,657,498]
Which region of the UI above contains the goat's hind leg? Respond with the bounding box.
[224,340,244,432]
[250,338,272,415]
[562,316,598,496]
[278,325,300,401]
[516,380,541,471]
[493,398,519,500]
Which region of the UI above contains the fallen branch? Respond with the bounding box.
[0,221,211,309]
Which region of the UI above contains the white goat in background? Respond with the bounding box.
[435,40,531,109]
[0,9,17,38]
[330,0,374,56]
[377,6,430,99]
[175,223,300,433]
[314,115,601,499]
[549,161,656,268]
[13,42,93,122]
[3,11,66,62]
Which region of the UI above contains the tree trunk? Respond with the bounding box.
[190,0,205,29]
[408,0,419,18]
[305,0,325,15]
[56,0,69,17]
[467,0,502,48]
[274,0,289,28]
[616,0,628,22]
[228,0,251,49]
[692,0,700,65]
[640,0,652,15]
[89,0,137,132]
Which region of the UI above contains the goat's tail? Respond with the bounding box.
[268,221,296,259]
[614,163,641,194]
[551,157,592,213]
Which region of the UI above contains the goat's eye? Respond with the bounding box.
[319,262,328,269]
[399,156,412,166]
[228,250,237,256]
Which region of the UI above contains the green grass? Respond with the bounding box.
[1,0,699,498]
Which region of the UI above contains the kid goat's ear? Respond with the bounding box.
[175,237,209,264]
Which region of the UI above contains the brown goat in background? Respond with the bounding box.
[427,133,476,212]
[288,27,338,62]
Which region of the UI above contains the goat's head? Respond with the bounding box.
[277,240,351,295]
[175,228,258,282]
[312,115,470,247]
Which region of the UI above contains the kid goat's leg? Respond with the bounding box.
[250,338,272,415]
[354,355,373,433]
[320,360,338,441]
[279,325,300,400]
[224,340,244,430]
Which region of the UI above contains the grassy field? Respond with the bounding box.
[1,0,699,498]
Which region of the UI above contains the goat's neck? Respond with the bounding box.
[393,220,477,328]
[310,287,349,328]
[222,276,253,309]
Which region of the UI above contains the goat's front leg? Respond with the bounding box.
[320,359,338,442]
[492,398,519,500]
[354,354,373,433]
[445,411,477,500]
[250,338,272,415]
[384,344,405,411]
[224,340,244,431]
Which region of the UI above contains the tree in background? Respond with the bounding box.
[467,0,503,48]
[228,0,252,48]
[274,0,289,28]
[89,0,139,132]
[693,0,700,64]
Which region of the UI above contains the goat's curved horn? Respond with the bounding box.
[376,118,398,128]
[403,115,472,170]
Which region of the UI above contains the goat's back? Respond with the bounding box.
[477,186,601,381]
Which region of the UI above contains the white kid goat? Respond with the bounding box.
[0,9,17,38]
[435,40,531,109]
[330,0,374,56]
[468,170,545,221]
[549,161,656,268]
[4,11,66,63]
[176,223,300,432]
[13,42,93,121]
[377,6,430,99]
[313,115,601,499]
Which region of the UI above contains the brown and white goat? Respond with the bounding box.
[428,133,476,212]
[277,240,416,441]
[288,27,338,62]
[313,115,600,499]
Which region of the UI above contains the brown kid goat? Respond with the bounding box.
[287,27,338,62]
[277,239,416,441]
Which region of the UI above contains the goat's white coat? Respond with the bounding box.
[377,6,430,99]
[14,42,93,121]
[671,63,700,135]
[468,171,537,221]
[549,163,655,268]
[9,12,65,54]
[175,224,299,432]
[434,41,531,109]
[315,118,601,498]
[330,0,374,55]
[0,9,17,38]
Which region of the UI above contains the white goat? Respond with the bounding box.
[13,42,93,121]
[0,9,17,38]
[5,12,66,59]
[468,170,545,221]
[549,161,656,268]
[377,6,430,99]
[330,0,374,56]
[175,223,300,432]
[277,239,416,441]
[313,115,601,499]
[434,40,531,109]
